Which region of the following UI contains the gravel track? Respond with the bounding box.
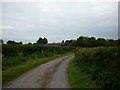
[4,54,74,88]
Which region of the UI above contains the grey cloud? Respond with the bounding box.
[1,1,118,43]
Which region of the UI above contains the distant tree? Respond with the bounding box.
[19,42,22,44]
[88,37,96,47]
[28,42,32,44]
[69,40,77,46]
[96,38,106,46]
[77,36,88,47]
[62,40,64,43]
[65,40,73,45]
[43,37,48,44]
[37,37,43,44]
[67,36,118,47]
[106,39,114,46]
[7,40,15,44]
[7,40,22,44]
[37,37,48,44]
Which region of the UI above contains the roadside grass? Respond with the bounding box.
[68,59,100,88]
[3,52,73,86]
[2,52,63,70]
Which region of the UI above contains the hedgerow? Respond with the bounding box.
[2,44,73,57]
[73,46,120,88]
[2,44,74,70]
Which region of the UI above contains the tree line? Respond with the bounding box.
[1,36,119,47]
[64,36,119,47]
[0,37,48,45]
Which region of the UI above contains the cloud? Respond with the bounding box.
[1,1,118,43]
[0,25,14,29]
[1,0,119,2]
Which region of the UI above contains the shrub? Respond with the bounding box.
[73,46,120,88]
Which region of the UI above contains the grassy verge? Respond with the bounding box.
[3,52,73,86]
[3,52,71,70]
[68,59,99,88]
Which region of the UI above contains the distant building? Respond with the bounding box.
[33,43,44,45]
[33,42,65,46]
[46,43,65,46]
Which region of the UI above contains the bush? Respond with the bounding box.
[73,46,120,88]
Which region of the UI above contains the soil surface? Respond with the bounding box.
[4,54,74,88]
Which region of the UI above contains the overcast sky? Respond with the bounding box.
[0,0,119,43]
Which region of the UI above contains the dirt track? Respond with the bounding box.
[4,54,74,88]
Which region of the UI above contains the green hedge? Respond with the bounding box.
[2,44,74,70]
[73,47,120,88]
[2,44,74,57]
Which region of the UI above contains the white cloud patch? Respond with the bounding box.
[0,25,14,29]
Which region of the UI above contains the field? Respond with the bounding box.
[2,44,74,85]
[68,46,120,88]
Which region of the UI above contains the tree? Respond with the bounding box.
[19,42,22,44]
[61,40,64,43]
[7,40,22,44]
[96,38,106,46]
[88,37,96,47]
[43,37,48,44]
[28,42,32,44]
[37,37,48,44]
[69,40,77,46]
[65,40,73,45]
[37,37,43,44]
[77,36,89,47]
[7,40,15,44]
